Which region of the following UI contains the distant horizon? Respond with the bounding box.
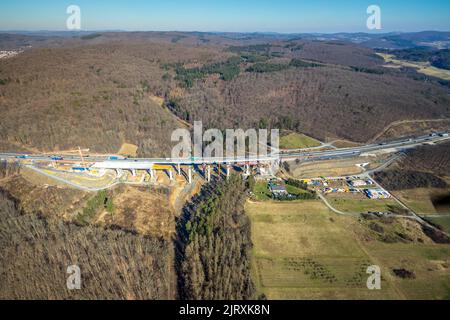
[1,1,450,33]
[1,29,449,35]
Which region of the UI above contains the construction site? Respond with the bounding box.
[5,145,279,192]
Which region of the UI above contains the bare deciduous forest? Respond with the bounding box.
[0,32,449,156]
[374,142,450,190]
[0,189,172,300]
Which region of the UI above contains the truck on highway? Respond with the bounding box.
[15,155,29,159]
[51,156,64,161]
[108,156,127,160]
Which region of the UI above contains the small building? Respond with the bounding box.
[348,179,368,187]
[309,180,321,187]
[269,184,288,196]
[364,189,391,199]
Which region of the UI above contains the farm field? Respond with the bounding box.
[246,200,450,300]
[377,53,450,81]
[362,243,450,300]
[246,200,398,299]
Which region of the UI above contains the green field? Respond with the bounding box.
[246,200,450,300]
[253,181,311,201]
[247,201,398,299]
[327,197,399,214]
[427,216,450,234]
[363,243,450,300]
[253,181,272,201]
[286,184,311,196]
[280,133,322,149]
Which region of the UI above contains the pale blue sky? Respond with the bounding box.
[0,0,449,33]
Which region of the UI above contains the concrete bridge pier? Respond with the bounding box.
[116,169,124,178]
[226,164,231,179]
[131,169,137,177]
[168,169,174,181]
[245,164,250,176]
[268,162,274,176]
[188,166,192,184]
[177,164,181,176]
[148,169,156,182]
[207,165,211,182]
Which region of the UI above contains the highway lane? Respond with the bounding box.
[0,132,449,167]
[282,133,449,159]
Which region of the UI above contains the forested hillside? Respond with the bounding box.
[1,32,449,155]
[176,175,255,300]
[174,66,449,142]
[0,38,229,156]
[374,142,450,190]
[0,189,172,299]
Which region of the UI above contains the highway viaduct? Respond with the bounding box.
[1,131,449,184]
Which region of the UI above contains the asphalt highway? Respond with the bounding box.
[0,132,448,168]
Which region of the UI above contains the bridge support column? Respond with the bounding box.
[131,169,137,177]
[226,164,231,180]
[207,165,211,182]
[188,167,192,184]
[148,169,156,182]
[245,164,250,176]
[268,162,274,176]
[168,169,173,181]
[177,164,181,175]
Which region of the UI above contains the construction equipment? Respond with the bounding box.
[152,164,173,170]
[78,146,87,169]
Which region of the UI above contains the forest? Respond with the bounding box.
[176,175,255,300]
[374,142,450,191]
[0,188,172,299]
[1,32,449,156]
